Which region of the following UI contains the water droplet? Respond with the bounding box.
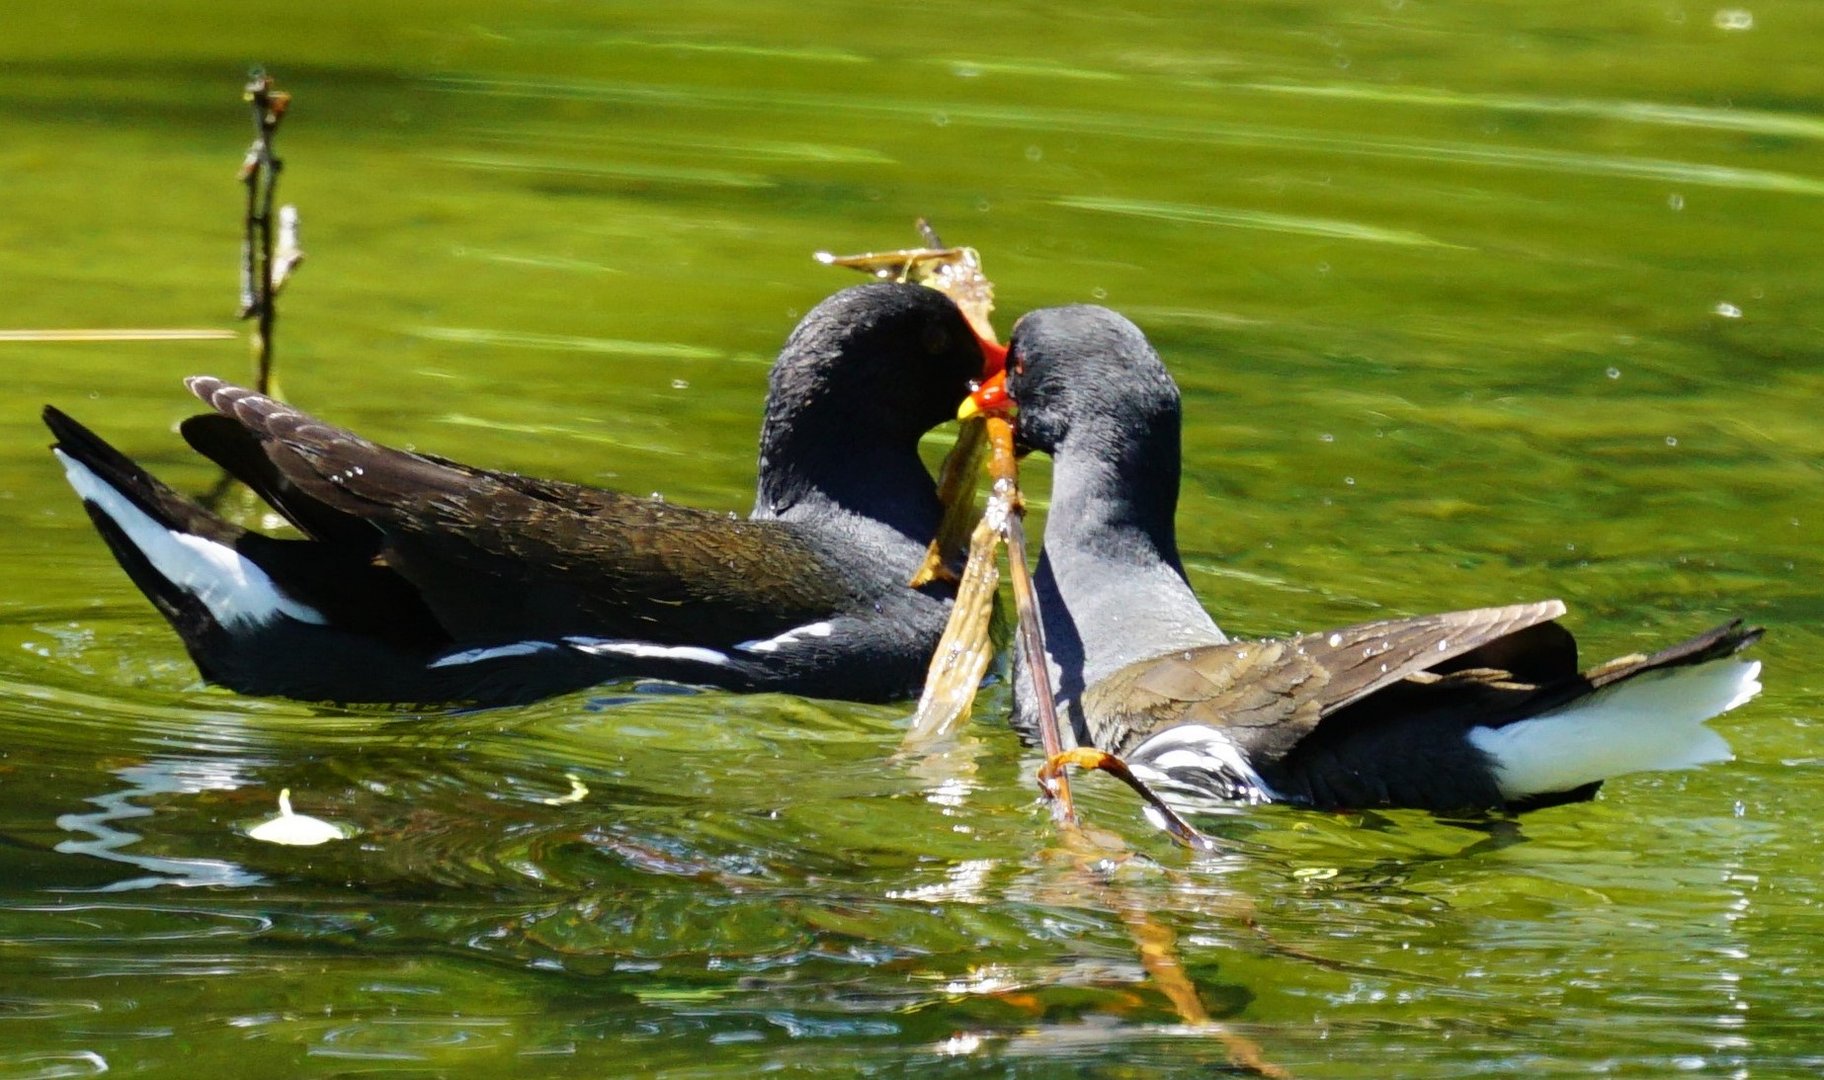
[650,492,665,502]
[1328,633,1343,647]
[1333,53,1351,70]
[975,198,991,213]
[1668,193,1685,211]
[932,112,950,127]
[670,378,690,390]
[1343,476,1355,486]
[1316,261,1331,275]
[1091,287,1108,300]
[1733,800,1746,817]
[1713,8,1754,30]
[1025,145,1043,162]
[1319,432,1335,443]
[1714,302,1742,318]
[1606,366,1621,380]
[952,63,982,79]
[1666,435,1679,446]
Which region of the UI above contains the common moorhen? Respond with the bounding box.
[46,282,991,706]
[996,304,1763,813]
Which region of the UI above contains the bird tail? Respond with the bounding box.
[43,405,328,671]
[1469,621,1763,801]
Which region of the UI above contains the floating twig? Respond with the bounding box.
[902,502,1004,745]
[0,329,235,343]
[829,229,1285,1074]
[997,486,1076,818]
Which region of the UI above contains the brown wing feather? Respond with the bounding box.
[186,378,852,644]
[1284,600,1567,716]
[1086,600,1568,759]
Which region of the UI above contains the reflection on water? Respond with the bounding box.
[54,758,261,892]
[1,0,1822,1074]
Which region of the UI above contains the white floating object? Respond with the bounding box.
[247,788,353,846]
[541,773,589,806]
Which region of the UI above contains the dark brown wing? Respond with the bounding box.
[1266,617,1760,810]
[182,412,382,553]
[1086,600,1568,759]
[186,377,852,645]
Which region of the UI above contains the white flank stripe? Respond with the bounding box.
[562,637,731,666]
[1468,657,1761,799]
[735,620,835,654]
[57,450,327,629]
[428,641,558,668]
[1128,723,1280,803]
[733,620,835,653]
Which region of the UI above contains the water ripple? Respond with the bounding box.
[0,1051,109,1079]
[1056,195,1466,248]
[410,325,725,361]
[428,75,1824,196]
[1242,80,1824,142]
[436,152,772,190]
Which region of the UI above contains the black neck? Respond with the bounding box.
[754,417,941,545]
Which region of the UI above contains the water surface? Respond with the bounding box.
[2,2,1821,1075]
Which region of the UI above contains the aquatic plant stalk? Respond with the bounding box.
[238,70,297,397]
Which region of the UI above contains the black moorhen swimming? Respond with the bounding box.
[995,304,1763,813]
[45,282,992,706]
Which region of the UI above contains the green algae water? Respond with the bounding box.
[3,1,1822,1075]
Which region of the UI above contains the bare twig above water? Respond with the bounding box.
[202,71,302,512]
[238,69,300,397]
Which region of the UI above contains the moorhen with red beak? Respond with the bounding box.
[989,304,1762,813]
[45,282,993,706]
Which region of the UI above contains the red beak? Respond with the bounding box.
[957,368,1011,421]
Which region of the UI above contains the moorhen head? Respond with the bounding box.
[46,282,993,706]
[996,304,1762,814]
